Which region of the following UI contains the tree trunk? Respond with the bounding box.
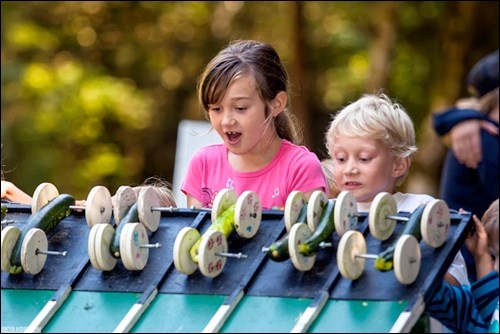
[366,1,399,94]
[289,1,310,146]
[406,1,479,197]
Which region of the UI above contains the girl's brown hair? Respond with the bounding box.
[197,39,302,144]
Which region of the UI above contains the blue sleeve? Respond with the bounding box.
[477,131,500,201]
[425,271,498,333]
[433,108,488,137]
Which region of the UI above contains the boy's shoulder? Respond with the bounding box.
[394,192,435,213]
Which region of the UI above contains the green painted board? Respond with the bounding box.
[221,295,311,333]
[1,289,54,331]
[310,299,408,332]
[132,294,225,333]
[44,291,139,333]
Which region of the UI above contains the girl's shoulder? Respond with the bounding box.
[193,143,226,156]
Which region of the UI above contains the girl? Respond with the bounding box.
[181,40,327,210]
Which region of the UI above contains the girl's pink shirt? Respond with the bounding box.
[181,140,327,209]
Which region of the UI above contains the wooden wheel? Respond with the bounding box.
[198,230,228,278]
[288,223,316,272]
[120,223,149,271]
[337,230,366,280]
[284,191,307,232]
[21,228,48,275]
[333,191,358,237]
[173,227,200,275]
[211,188,237,224]
[306,190,328,231]
[369,192,397,241]
[1,226,21,272]
[138,186,162,233]
[32,182,59,214]
[394,234,421,285]
[85,186,113,228]
[421,199,450,248]
[113,186,136,225]
[88,223,117,271]
[234,190,261,238]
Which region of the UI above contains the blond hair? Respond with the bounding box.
[483,198,499,256]
[320,158,339,198]
[325,93,417,186]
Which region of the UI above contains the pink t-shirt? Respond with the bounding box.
[181,140,327,210]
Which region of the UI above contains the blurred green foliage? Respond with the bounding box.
[1,1,498,200]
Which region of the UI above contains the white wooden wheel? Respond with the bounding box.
[138,186,162,233]
[211,188,237,224]
[120,223,149,271]
[173,227,200,275]
[337,230,366,280]
[85,186,113,228]
[198,230,228,278]
[21,228,48,275]
[394,234,421,285]
[288,223,316,272]
[369,192,397,241]
[421,199,450,248]
[334,191,358,237]
[306,190,329,231]
[284,191,307,232]
[234,191,261,238]
[32,182,59,214]
[113,186,136,225]
[88,223,117,271]
[1,226,21,272]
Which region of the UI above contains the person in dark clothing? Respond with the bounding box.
[433,50,499,282]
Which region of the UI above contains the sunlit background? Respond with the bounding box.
[1,1,498,201]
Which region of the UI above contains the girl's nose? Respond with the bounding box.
[221,111,235,126]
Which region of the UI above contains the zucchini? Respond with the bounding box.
[190,204,236,263]
[374,204,425,271]
[1,203,7,220]
[9,194,74,274]
[267,203,308,262]
[110,201,139,258]
[298,199,335,256]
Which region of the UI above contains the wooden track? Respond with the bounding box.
[1,202,473,333]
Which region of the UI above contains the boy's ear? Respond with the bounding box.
[392,157,410,178]
[271,91,287,117]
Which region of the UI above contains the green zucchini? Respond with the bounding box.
[374,204,425,271]
[110,201,139,258]
[9,194,74,274]
[1,203,7,220]
[298,199,335,256]
[267,203,308,262]
[189,204,236,263]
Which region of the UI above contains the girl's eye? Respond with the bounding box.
[209,107,221,113]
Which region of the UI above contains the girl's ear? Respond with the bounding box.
[392,156,410,178]
[271,91,287,117]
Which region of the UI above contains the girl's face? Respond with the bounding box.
[330,135,406,203]
[208,73,277,158]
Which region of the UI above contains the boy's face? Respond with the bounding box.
[330,135,406,203]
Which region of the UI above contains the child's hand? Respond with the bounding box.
[465,214,489,258]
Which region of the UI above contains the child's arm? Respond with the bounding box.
[1,180,32,205]
[466,214,495,279]
[186,194,202,209]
